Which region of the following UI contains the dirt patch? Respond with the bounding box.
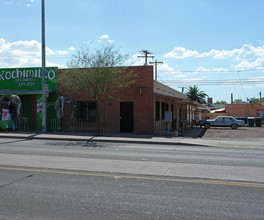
[202,126,264,139]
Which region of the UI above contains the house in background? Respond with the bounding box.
[226,103,264,119]
[201,98,264,123]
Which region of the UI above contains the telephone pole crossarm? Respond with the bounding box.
[149,60,163,81]
[138,50,155,66]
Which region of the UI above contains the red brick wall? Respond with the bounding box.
[201,104,264,119]
[226,104,264,117]
[57,66,154,133]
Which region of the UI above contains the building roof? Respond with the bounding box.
[153,81,187,100]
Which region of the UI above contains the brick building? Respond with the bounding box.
[58,66,154,134]
[0,65,202,135]
[58,65,201,135]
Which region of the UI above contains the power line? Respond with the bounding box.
[162,79,264,83]
[162,80,264,86]
[237,71,247,99]
[160,69,264,73]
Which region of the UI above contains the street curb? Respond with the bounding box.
[0,133,207,147]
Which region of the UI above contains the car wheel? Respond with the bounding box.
[231,124,238,129]
[204,123,210,129]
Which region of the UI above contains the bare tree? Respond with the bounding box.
[58,44,137,135]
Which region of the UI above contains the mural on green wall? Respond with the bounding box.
[37,94,60,131]
[37,94,42,131]
[0,67,59,131]
[47,94,60,131]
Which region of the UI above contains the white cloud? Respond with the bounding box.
[197,44,264,60]
[125,54,177,79]
[26,0,35,7]
[232,57,264,70]
[198,49,238,59]
[157,62,174,73]
[181,76,208,85]
[99,34,110,40]
[211,68,229,72]
[163,47,199,59]
[69,46,75,51]
[0,38,60,68]
[98,34,115,44]
[213,50,237,59]
[56,50,69,55]
[236,44,264,60]
[193,66,229,74]
[125,53,145,66]
[194,66,210,73]
[164,44,264,63]
[107,39,115,43]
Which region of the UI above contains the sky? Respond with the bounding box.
[1,0,264,103]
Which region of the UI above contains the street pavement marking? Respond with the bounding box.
[1,166,264,188]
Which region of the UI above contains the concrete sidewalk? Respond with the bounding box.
[0,128,264,148]
[1,153,264,183]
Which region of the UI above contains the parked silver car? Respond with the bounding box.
[200,116,245,129]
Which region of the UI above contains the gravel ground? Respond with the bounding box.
[202,126,264,139]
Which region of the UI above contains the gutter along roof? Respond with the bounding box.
[153,81,207,109]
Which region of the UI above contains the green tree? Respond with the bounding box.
[215,100,227,104]
[185,85,208,104]
[58,44,137,135]
[249,97,264,103]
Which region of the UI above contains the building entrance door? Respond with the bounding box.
[120,102,134,132]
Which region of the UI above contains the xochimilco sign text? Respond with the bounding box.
[0,67,57,92]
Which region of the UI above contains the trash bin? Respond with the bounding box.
[236,117,247,124]
[247,117,255,127]
[255,117,262,127]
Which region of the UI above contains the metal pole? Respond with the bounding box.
[41,0,46,132]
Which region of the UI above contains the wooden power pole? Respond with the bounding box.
[138,50,154,66]
[149,60,163,81]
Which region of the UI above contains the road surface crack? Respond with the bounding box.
[0,174,33,189]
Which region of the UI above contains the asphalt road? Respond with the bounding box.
[1,138,264,219]
[1,168,264,220]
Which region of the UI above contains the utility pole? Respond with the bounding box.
[149,60,163,81]
[178,86,187,93]
[41,0,47,132]
[138,50,154,66]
